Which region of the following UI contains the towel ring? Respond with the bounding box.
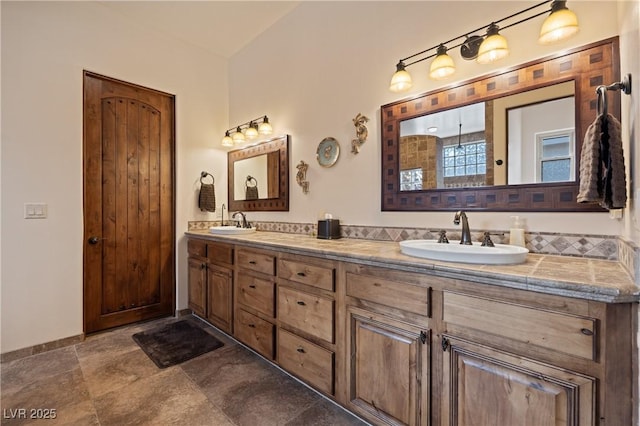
[200,171,214,184]
[596,86,608,116]
[245,175,258,188]
[596,73,633,117]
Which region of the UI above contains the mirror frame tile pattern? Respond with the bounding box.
[228,135,290,212]
[381,37,620,212]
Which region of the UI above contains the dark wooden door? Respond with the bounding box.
[83,71,175,333]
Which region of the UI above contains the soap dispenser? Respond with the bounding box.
[509,216,526,247]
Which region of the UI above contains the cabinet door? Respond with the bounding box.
[441,335,595,426]
[347,307,429,426]
[188,257,206,317]
[207,265,233,334]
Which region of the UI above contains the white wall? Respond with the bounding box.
[1,1,228,353]
[228,1,625,235]
[1,0,637,355]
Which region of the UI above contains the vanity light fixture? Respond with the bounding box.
[221,130,233,147]
[244,122,259,139]
[231,126,245,144]
[539,0,579,44]
[221,115,273,146]
[429,44,456,80]
[258,116,273,135]
[389,0,579,92]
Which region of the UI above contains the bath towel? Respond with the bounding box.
[198,175,216,212]
[577,113,626,209]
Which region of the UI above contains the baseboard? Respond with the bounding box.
[1,333,85,364]
[176,308,192,317]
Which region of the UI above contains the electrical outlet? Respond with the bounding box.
[24,203,47,219]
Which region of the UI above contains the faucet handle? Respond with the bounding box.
[437,230,449,244]
[481,232,505,247]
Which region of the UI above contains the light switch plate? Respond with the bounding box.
[24,203,47,219]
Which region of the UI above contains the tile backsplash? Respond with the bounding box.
[188,220,639,283]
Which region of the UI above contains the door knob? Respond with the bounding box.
[88,236,103,244]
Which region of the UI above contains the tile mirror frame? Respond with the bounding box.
[381,37,621,212]
[228,135,290,212]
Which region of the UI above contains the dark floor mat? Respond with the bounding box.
[132,320,224,368]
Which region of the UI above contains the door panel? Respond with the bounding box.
[441,335,595,426]
[84,71,175,333]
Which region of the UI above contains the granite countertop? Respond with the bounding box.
[185,230,639,303]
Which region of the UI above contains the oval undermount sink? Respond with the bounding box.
[399,239,528,265]
[209,226,256,235]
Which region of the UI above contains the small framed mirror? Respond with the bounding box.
[228,135,290,211]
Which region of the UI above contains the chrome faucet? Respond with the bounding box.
[453,211,473,245]
[221,203,226,226]
[232,211,250,228]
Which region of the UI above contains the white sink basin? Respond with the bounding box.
[399,239,528,265]
[209,226,256,235]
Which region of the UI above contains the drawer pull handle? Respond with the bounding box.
[249,285,256,289]
[248,323,256,328]
[201,263,206,269]
[581,328,594,336]
[296,347,306,353]
[297,301,306,306]
[297,272,307,277]
[249,260,257,265]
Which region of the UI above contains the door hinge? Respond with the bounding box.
[441,336,450,352]
[420,330,427,344]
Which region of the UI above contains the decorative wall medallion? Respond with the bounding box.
[317,137,340,167]
[351,113,369,154]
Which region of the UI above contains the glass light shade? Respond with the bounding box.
[429,52,455,80]
[477,32,509,64]
[258,120,272,135]
[221,133,233,147]
[538,7,579,44]
[245,124,258,139]
[232,127,245,143]
[389,69,412,92]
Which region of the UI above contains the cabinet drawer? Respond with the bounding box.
[208,242,233,266]
[237,274,275,317]
[237,249,276,276]
[234,309,274,360]
[346,272,431,317]
[278,259,335,292]
[278,286,334,343]
[443,292,596,360]
[278,328,334,395]
[187,239,207,258]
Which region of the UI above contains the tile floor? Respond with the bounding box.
[1,316,367,426]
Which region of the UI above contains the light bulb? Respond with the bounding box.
[232,127,245,143]
[477,24,509,64]
[221,131,233,147]
[429,45,455,80]
[258,117,273,135]
[539,1,579,45]
[389,61,413,92]
[245,123,258,139]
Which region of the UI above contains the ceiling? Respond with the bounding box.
[98,1,301,58]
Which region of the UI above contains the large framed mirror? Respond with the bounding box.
[228,135,289,211]
[381,37,621,212]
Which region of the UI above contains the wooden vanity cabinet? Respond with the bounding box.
[234,247,277,360]
[187,240,207,317]
[187,236,634,426]
[344,263,432,426]
[439,287,632,426]
[276,254,338,397]
[187,239,234,333]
